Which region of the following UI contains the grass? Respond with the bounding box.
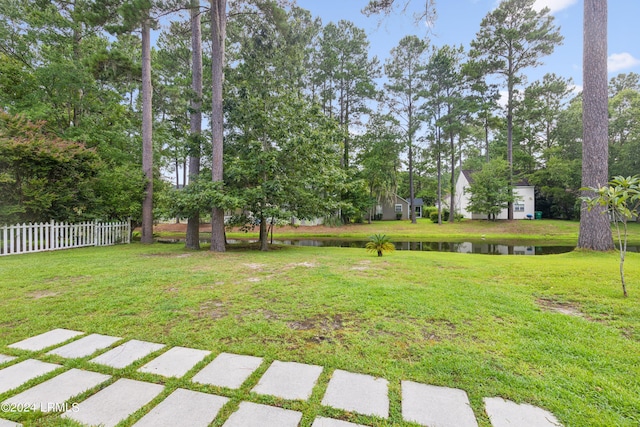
[222,219,640,246]
[1,243,639,426]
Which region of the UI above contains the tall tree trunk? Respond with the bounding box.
[259,212,268,251]
[140,17,154,244]
[437,127,442,225]
[186,1,203,250]
[408,101,416,224]
[210,0,227,252]
[409,140,415,223]
[506,66,514,220]
[448,118,455,223]
[578,0,613,251]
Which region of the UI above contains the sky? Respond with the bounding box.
[295,0,640,91]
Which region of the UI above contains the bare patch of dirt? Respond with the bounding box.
[421,319,459,342]
[29,291,59,299]
[287,262,317,268]
[244,263,265,270]
[43,276,91,284]
[247,277,261,283]
[536,298,584,318]
[140,252,188,258]
[194,301,227,320]
[288,314,344,331]
[238,309,281,321]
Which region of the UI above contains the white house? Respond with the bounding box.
[455,170,535,220]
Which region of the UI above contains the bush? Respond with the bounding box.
[423,206,438,217]
[323,215,343,228]
[430,209,449,223]
[395,212,402,220]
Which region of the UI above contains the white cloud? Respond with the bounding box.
[533,0,578,13]
[607,52,640,73]
[569,84,582,95]
[498,90,508,108]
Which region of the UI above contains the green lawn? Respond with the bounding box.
[223,218,640,246]
[1,243,639,426]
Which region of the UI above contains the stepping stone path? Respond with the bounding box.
[252,360,323,400]
[138,346,210,378]
[322,369,389,418]
[192,352,262,389]
[484,397,563,427]
[3,369,110,412]
[402,381,478,427]
[222,401,302,427]
[8,329,83,351]
[47,333,121,359]
[132,388,228,427]
[61,378,164,427]
[0,355,16,365]
[312,417,368,427]
[1,328,565,426]
[0,359,60,394]
[90,339,164,369]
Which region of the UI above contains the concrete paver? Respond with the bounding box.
[402,381,478,427]
[90,339,165,369]
[322,369,389,418]
[133,388,229,427]
[3,369,111,412]
[0,328,566,427]
[0,355,16,365]
[8,329,83,352]
[222,401,302,427]
[138,346,210,378]
[0,359,60,395]
[61,378,164,427]
[312,417,369,427]
[47,333,121,359]
[251,360,323,401]
[484,397,563,427]
[192,352,263,389]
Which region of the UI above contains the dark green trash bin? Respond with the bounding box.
[534,211,542,220]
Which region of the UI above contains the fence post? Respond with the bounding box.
[1,224,6,255]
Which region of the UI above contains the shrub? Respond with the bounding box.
[365,234,395,257]
[430,209,449,223]
[423,206,438,217]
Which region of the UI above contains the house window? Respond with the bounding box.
[514,202,525,212]
[395,204,403,213]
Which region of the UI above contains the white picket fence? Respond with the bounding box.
[0,220,131,256]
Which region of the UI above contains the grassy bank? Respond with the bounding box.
[156,219,640,246]
[1,243,639,426]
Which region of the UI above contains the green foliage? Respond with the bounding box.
[322,215,344,228]
[430,209,450,223]
[423,206,438,217]
[465,159,519,220]
[0,112,101,223]
[159,176,243,220]
[365,233,395,256]
[581,175,640,296]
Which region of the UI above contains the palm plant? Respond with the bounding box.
[365,234,395,257]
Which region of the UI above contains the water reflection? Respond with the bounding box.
[223,239,584,255]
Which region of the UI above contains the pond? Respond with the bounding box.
[157,237,613,255]
[227,239,579,255]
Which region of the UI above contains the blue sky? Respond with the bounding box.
[295,0,640,91]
